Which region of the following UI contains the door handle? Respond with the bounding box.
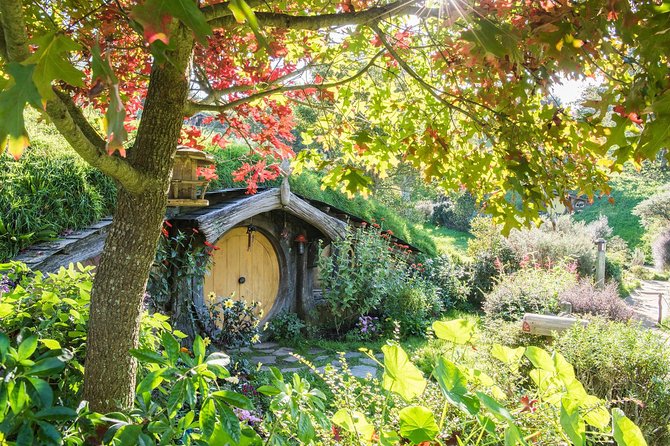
[238,276,246,284]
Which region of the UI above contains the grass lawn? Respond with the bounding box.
[574,166,670,249]
[420,224,472,258]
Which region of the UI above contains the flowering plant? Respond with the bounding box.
[207,294,262,348]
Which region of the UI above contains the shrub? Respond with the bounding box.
[382,278,441,336]
[507,215,597,276]
[206,294,262,348]
[559,280,633,321]
[652,228,670,270]
[483,265,578,321]
[556,319,670,443]
[633,185,670,229]
[318,225,407,334]
[421,254,471,308]
[267,312,305,342]
[467,216,518,302]
[431,191,477,231]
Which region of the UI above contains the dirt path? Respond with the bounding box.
[626,279,670,343]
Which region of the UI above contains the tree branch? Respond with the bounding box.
[208,0,440,30]
[200,0,269,22]
[186,50,384,114]
[369,23,487,127]
[0,0,154,194]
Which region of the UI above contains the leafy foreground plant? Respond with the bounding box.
[319,319,649,446]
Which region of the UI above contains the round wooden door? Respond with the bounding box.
[204,227,280,316]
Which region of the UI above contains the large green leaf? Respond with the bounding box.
[0,63,43,159]
[612,408,647,446]
[476,392,513,423]
[491,344,525,372]
[524,347,555,372]
[432,319,476,344]
[433,357,480,416]
[382,344,426,402]
[228,0,267,47]
[24,32,84,100]
[560,397,585,446]
[398,406,439,444]
[332,409,376,442]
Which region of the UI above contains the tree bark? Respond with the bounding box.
[82,28,194,412]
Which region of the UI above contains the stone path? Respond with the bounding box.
[626,279,670,343]
[231,342,383,379]
[627,280,668,327]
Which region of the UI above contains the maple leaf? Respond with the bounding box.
[131,0,212,45]
[24,32,84,100]
[0,63,43,159]
[92,46,128,154]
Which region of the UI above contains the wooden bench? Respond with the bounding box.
[521,313,588,336]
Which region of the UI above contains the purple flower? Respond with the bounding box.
[234,408,262,424]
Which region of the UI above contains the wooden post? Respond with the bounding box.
[595,238,606,289]
[659,293,664,326]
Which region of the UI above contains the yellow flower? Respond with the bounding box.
[251,334,260,344]
[224,299,234,309]
[207,292,216,300]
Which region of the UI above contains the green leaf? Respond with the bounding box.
[218,403,242,444]
[491,344,525,372]
[332,409,376,442]
[382,344,426,402]
[39,339,61,350]
[581,395,610,431]
[256,385,280,396]
[16,421,34,446]
[24,32,84,100]
[476,392,514,423]
[28,358,65,376]
[136,368,164,395]
[553,352,576,385]
[560,397,585,446]
[193,335,205,362]
[129,349,167,365]
[0,63,43,158]
[91,45,127,152]
[433,356,479,416]
[612,408,648,446]
[432,319,476,344]
[199,398,216,440]
[524,347,555,372]
[398,406,439,444]
[211,390,253,409]
[18,335,38,360]
[205,351,230,368]
[298,412,316,443]
[228,0,267,47]
[27,377,53,407]
[0,332,9,357]
[380,430,401,446]
[34,406,77,421]
[504,424,528,446]
[37,420,62,445]
[113,424,143,446]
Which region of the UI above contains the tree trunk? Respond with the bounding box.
[83,30,193,412]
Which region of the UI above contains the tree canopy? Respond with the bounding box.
[1,0,669,410]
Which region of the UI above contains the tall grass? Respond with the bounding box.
[0,114,116,261]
